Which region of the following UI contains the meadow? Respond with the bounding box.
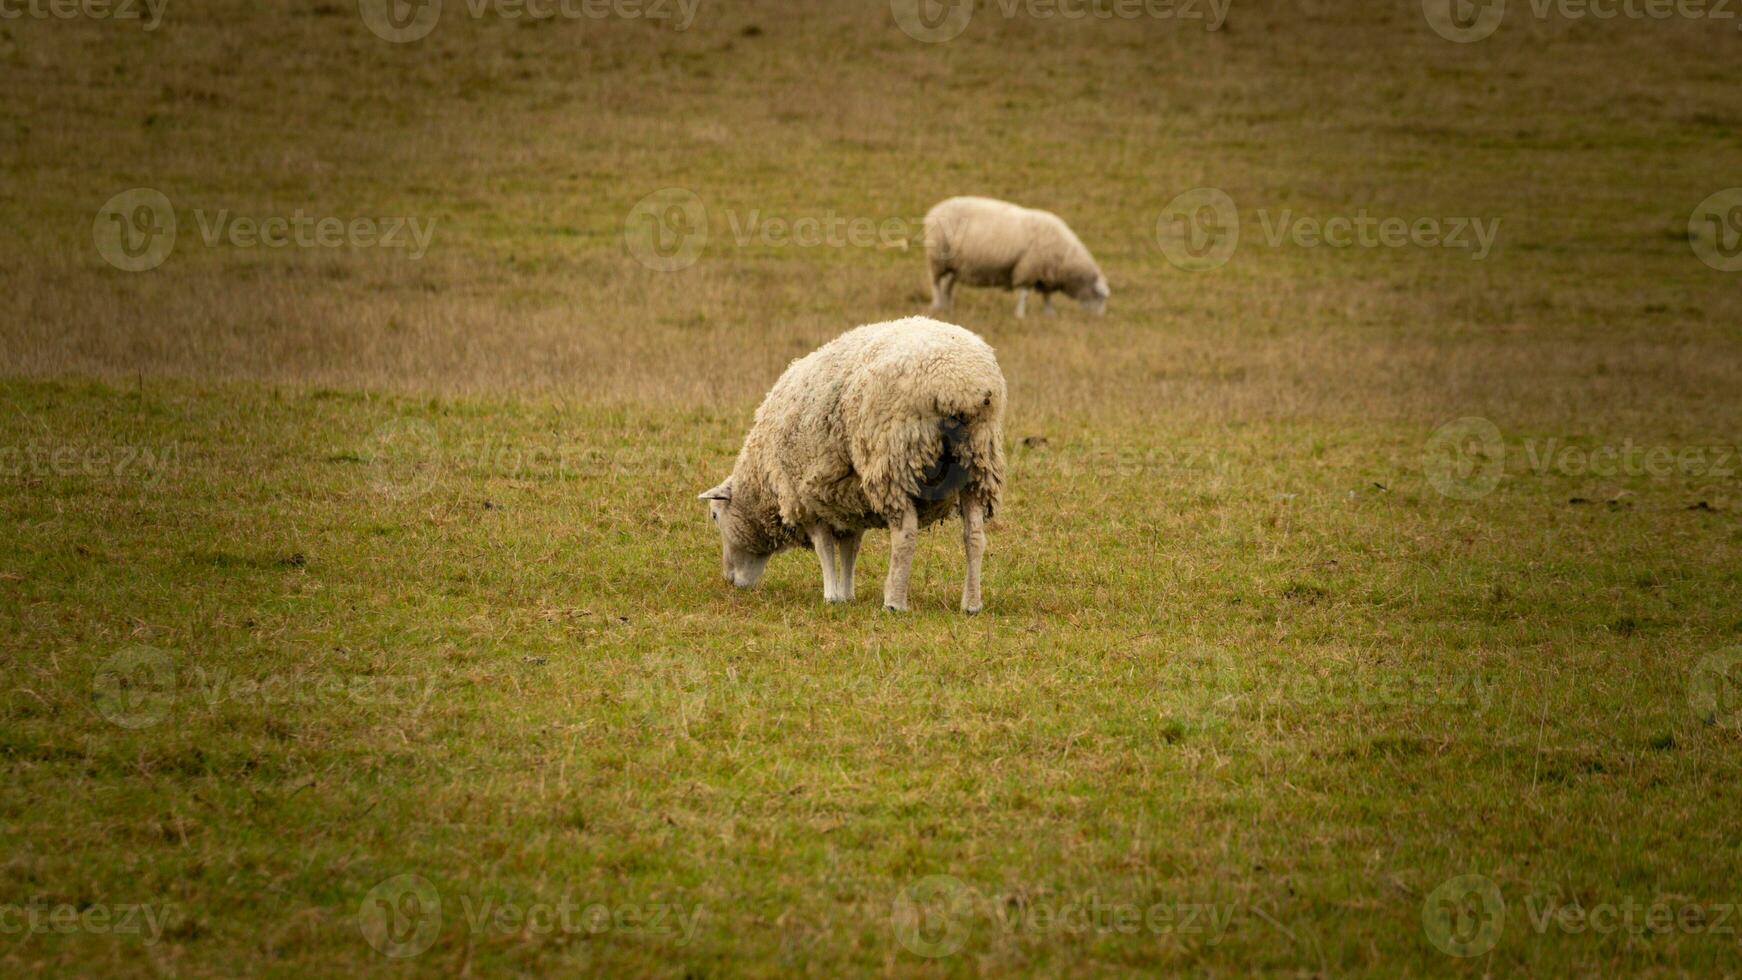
[2,0,1742,974]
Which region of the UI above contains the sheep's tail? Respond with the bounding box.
[922,209,967,270]
[950,393,1005,519]
[856,381,1006,519]
[915,417,972,502]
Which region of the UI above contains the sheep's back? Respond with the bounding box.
[838,320,1007,520]
[742,318,1006,530]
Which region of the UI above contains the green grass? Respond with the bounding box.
[2,378,1739,975]
[4,0,1742,974]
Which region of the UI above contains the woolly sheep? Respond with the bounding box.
[699,316,1006,614]
[924,196,1110,318]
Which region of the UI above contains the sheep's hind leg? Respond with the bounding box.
[837,531,862,602]
[931,271,955,311]
[1014,288,1028,319]
[883,506,919,613]
[960,494,986,615]
[810,525,843,603]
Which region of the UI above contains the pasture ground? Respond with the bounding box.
[3,0,1741,974]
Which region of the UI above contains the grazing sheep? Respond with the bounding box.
[924,196,1109,318]
[699,317,1006,614]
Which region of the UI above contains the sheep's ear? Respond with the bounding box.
[699,480,732,501]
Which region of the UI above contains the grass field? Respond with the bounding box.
[4,0,1742,974]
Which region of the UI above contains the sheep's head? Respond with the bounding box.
[1072,274,1110,315]
[699,479,771,589]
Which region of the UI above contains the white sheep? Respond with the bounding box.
[699,316,1006,614]
[924,196,1110,318]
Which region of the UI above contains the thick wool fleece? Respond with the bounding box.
[924,196,1105,297]
[728,317,1006,552]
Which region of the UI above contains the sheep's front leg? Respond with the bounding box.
[960,494,986,615]
[809,524,843,603]
[883,506,919,612]
[1014,288,1028,319]
[837,531,862,602]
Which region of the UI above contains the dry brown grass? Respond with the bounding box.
[4,0,1740,436]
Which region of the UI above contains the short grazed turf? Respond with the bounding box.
[2,0,1741,975]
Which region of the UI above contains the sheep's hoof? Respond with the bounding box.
[825,595,848,605]
[962,604,982,616]
[883,603,907,614]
